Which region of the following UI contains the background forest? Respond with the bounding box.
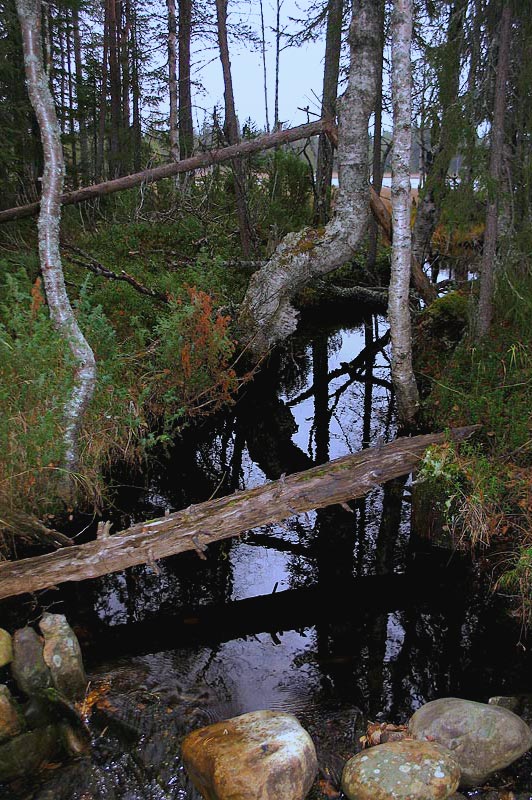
[0,0,531,622]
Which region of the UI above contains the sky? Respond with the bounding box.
[189,0,328,133]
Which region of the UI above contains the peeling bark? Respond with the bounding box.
[389,0,419,428]
[239,0,380,354]
[15,0,96,475]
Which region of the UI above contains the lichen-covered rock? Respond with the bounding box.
[11,627,52,696]
[341,740,460,800]
[182,709,318,800]
[409,697,532,788]
[0,724,63,783]
[39,613,87,701]
[0,629,13,667]
[0,685,24,743]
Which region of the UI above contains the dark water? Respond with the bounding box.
[2,311,532,798]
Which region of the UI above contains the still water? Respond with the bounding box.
[3,312,532,798]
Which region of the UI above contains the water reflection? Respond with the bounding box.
[20,313,532,724]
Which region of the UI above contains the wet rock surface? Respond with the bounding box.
[182,709,318,800]
[409,698,532,788]
[39,613,87,701]
[0,630,12,668]
[11,627,52,696]
[0,725,64,783]
[341,740,460,800]
[0,685,23,743]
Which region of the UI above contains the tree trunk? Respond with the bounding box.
[121,0,131,174]
[96,5,109,181]
[0,427,478,599]
[178,0,194,160]
[389,0,419,428]
[313,0,343,225]
[107,0,122,176]
[167,0,179,161]
[366,0,385,272]
[65,9,77,186]
[215,0,252,256]
[72,4,90,184]
[411,0,466,271]
[274,0,281,129]
[259,0,270,132]
[239,0,380,354]
[0,120,329,223]
[14,0,97,476]
[476,3,512,338]
[130,2,142,172]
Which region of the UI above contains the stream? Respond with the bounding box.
[2,309,532,799]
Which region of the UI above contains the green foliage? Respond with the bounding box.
[422,269,532,626]
[0,259,241,526]
[0,267,73,514]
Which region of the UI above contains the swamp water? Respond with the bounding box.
[2,312,532,799]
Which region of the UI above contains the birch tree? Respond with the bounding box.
[240,0,380,354]
[389,0,419,427]
[14,0,96,480]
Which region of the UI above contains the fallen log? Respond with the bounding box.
[0,426,478,600]
[0,119,330,224]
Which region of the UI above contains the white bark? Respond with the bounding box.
[389,0,419,428]
[239,0,380,354]
[15,0,96,474]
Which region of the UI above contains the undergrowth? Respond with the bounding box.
[418,268,532,627]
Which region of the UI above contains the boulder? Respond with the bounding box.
[11,626,52,696]
[182,709,318,800]
[39,613,87,701]
[409,697,532,787]
[0,628,13,667]
[341,740,460,800]
[0,685,24,742]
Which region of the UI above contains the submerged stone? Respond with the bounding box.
[409,697,532,787]
[0,724,63,783]
[11,626,52,696]
[182,709,318,800]
[341,739,460,800]
[0,685,24,743]
[39,613,87,701]
[0,629,13,667]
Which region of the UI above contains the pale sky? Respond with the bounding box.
[190,0,327,132]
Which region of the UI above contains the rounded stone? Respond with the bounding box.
[182,709,318,800]
[409,697,532,788]
[11,627,52,696]
[0,629,13,668]
[0,685,24,743]
[341,740,461,800]
[39,613,87,701]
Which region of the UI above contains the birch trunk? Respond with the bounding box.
[476,4,512,338]
[239,0,380,354]
[14,0,96,476]
[389,0,419,428]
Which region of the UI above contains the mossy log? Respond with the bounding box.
[0,427,478,600]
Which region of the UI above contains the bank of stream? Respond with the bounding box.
[1,309,532,799]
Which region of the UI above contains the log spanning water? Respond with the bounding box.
[0,427,478,600]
